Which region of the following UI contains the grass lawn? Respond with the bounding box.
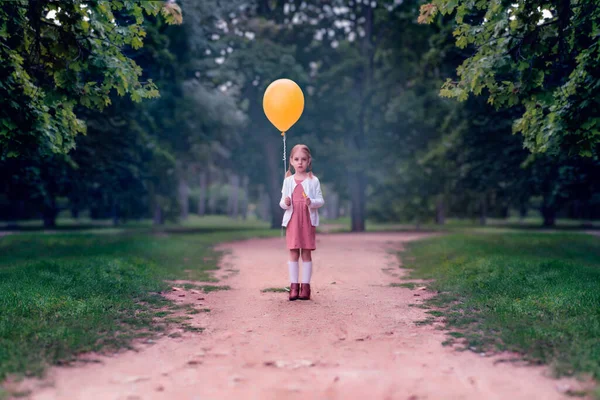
[0,216,277,392]
[400,232,600,389]
[319,216,600,234]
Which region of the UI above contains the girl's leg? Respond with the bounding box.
[300,249,312,262]
[289,249,300,262]
[288,249,300,283]
[288,249,301,300]
[300,249,312,284]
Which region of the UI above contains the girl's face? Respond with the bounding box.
[291,150,310,174]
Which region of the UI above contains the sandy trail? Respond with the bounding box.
[14,232,588,400]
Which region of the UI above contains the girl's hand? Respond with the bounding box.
[305,197,311,206]
[285,196,291,206]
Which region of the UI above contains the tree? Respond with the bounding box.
[201,0,310,228]
[418,0,600,157]
[0,0,182,160]
[303,0,416,231]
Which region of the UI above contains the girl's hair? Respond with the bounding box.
[285,144,314,178]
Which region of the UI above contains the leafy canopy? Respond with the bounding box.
[0,0,182,160]
[419,0,600,157]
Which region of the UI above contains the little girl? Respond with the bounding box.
[279,144,324,301]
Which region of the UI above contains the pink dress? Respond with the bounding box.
[286,179,316,250]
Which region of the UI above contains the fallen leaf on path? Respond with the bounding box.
[292,360,315,368]
[172,287,183,291]
[112,376,150,384]
[264,359,315,369]
[263,361,280,367]
[417,286,427,290]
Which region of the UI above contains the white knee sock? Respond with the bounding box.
[301,261,312,284]
[288,261,299,283]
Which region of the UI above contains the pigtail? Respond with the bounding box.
[285,168,292,178]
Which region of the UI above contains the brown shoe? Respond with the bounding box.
[299,283,311,300]
[289,283,300,301]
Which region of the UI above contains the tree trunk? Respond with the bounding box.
[257,185,270,222]
[334,193,340,220]
[479,193,487,226]
[435,196,445,225]
[198,170,207,216]
[178,175,189,220]
[229,174,240,219]
[153,203,164,225]
[348,170,366,232]
[43,196,58,228]
[208,187,217,215]
[541,191,556,227]
[345,3,374,233]
[111,199,119,226]
[519,202,528,221]
[241,176,249,220]
[541,205,556,227]
[542,208,556,227]
[208,168,217,215]
[264,136,285,229]
[327,191,340,220]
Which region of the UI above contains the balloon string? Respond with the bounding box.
[281,131,286,239]
[282,132,287,176]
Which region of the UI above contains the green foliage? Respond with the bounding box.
[366,2,466,223]
[419,0,600,156]
[0,0,181,160]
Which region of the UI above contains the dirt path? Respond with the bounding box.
[16,232,588,400]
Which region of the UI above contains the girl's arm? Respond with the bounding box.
[279,179,290,210]
[309,179,325,209]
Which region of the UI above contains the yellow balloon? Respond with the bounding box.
[263,79,304,134]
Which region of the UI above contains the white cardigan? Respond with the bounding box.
[279,175,325,227]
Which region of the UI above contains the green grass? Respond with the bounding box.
[261,287,289,293]
[389,282,417,289]
[0,217,278,383]
[0,214,271,233]
[318,216,600,234]
[199,285,231,292]
[401,232,600,381]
